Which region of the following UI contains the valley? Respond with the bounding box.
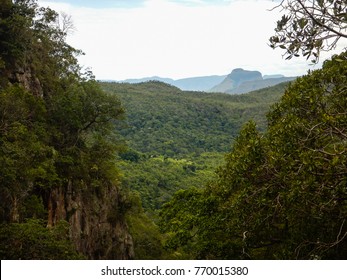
[1,0,346,261]
[99,80,291,259]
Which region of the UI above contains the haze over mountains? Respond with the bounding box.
[210,68,296,94]
[121,75,227,92]
[118,68,296,94]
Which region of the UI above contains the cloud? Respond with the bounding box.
[37,0,342,80]
[39,0,146,9]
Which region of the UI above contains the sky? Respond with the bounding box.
[38,0,346,81]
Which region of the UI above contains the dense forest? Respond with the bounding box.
[100,81,289,259]
[160,53,347,259]
[0,0,133,259]
[100,81,287,210]
[0,0,346,260]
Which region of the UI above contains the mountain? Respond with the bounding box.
[119,70,293,94]
[227,76,296,94]
[263,74,285,79]
[210,68,296,94]
[210,68,262,93]
[100,79,289,215]
[100,80,290,259]
[121,75,226,91]
[122,76,175,85]
[173,75,226,91]
[101,80,289,158]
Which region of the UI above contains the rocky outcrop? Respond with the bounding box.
[5,66,43,97]
[5,66,134,259]
[210,68,262,93]
[0,2,134,259]
[47,181,134,259]
[209,68,296,94]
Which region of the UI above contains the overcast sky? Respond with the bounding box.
[38,0,345,80]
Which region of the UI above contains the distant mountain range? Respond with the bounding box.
[120,75,227,92]
[117,68,296,94]
[210,68,296,94]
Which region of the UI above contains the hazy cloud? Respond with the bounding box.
[37,0,343,80]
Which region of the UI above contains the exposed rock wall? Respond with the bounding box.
[47,181,134,259]
[7,67,134,259]
[7,66,43,97]
[1,3,134,259]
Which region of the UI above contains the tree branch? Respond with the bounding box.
[297,0,347,38]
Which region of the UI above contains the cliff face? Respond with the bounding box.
[6,63,134,260]
[210,68,262,93]
[47,182,134,259]
[209,68,294,94]
[8,66,43,97]
[0,1,134,260]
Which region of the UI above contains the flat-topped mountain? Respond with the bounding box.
[209,68,262,93]
[118,68,295,94]
[210,68,296,94]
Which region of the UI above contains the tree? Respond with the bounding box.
[0,219,84,259]
[265,52,347,259]
[0,0,130,259]
[0,0,83,93]
[269,0,347,62]
[159,52,347,259]
[0,85,56,222]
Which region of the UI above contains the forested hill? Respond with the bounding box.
[98,80,291,259]
[159,53,347,260]
[100,81,289,157]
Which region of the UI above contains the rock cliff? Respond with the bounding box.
[6,63,134,260]
[47,181,134,259]
[210,68,262,93]
[209,68,295,94]
[0,1,134,259]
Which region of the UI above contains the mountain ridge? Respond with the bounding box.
[119,75,227,92]
[115,69,295,93]
[226,76,296,94]
[210,68,296,94]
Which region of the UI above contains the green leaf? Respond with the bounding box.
[298,18,308,29]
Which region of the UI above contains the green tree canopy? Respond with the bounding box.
[160,52,347,259]
[0,219,84,259]
[0,0,127,259]
[269,0,347,62]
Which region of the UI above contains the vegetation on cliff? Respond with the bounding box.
[0,0,133,259]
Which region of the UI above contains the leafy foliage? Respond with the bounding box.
[101,81,287,157]
[0,219,84,259]
[0,0,126,259]
[119,152,223,211]
[0,85,56,222]
[3,0,346,261]
[160,52,347,259]
[269,0,347,62]
[101,81,287,214]
[123,191,167,259]
[101,78,288,259]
